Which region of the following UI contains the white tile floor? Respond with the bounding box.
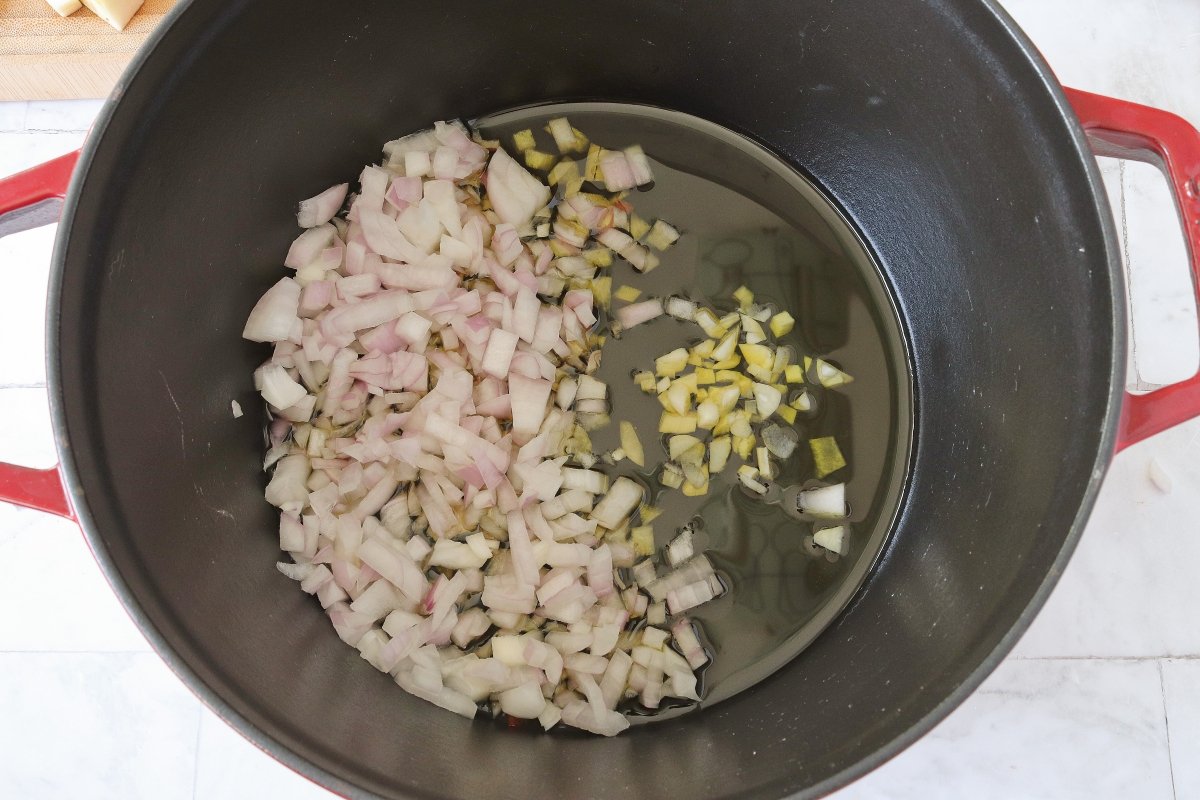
[0,1,1198,797]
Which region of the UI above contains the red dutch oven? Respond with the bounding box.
[0,1,1198,798]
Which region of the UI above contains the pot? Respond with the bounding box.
[1,1,1198,798]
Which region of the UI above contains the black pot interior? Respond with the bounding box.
[52,1,1121,798]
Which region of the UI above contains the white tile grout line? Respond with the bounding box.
[191,710,203,800]
[0,650,153,655]
[1159,660,1179,800]
[1011,655,1200,661]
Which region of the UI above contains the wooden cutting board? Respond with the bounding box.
[0,0,178,101]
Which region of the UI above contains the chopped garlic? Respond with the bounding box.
[630,215,651,241]
[732,285,754,310]
[583,247,613,267]
[546,117,589,153]
[741,316,767,344]
[752,383,783,419]
[620,421,645,467]
[513,128,536,152]
[524,149,557,170]
[631,525,656,556]
[770,311,795,337]
[659,412,697,434]
[814,525,849,556]
[591,276,612,309]
[709,436,731,474]
[739,343,773,370]
[815,359,853,388]
[737,465,768,494]
[810,436,846,478]
[660,463,685,489]
[662,381,692,415]
[791,391,813,411]
[645,220,681,251]
[756,446,772,479]
[615,285,642,303]
[693,309,726,338]
[712,329,740,362]
[639,504,664,523]
[655,348,689,377]
[668,435,703,460]
[548,159,580,186]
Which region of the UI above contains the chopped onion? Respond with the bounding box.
[624,145,654,186]
[247,119,715,737]
[671,619,709,670]
[561,699,629,737]
[664,296,697,320]
[666,574,723,615]
[665,528,694,566]
[297,183,349,228]
[614,298,664,331]
[508,374,552,444]
[264,454,309,511]
[481,329,520,378]
[487,147,551,228]
[538,703,562,730]
[644,555,714,603]
[285,224,336,269]
[562,468,608,495]
[259,364,307,410]
[243,278,301,343]
[587,544,614,598]
[590,477,643,530]
[499,681,546,719]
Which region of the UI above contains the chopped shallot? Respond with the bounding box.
[614,299,664,331]
[246,117,712,737]
[297,183,349,228]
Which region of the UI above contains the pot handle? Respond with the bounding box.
[1064,88,1200,450]
[0,152,80,519]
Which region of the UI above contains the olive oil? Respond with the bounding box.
[476,103,913,720]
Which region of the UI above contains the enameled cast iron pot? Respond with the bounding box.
[1,1,1199,797]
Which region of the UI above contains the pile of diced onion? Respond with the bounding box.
[244,119,734,736]
[244,114,861,734]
